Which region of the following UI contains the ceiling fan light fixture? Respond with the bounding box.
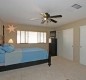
[44,18,47,20]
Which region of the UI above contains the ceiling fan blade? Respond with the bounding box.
[50,15,62,18]
[29,18,40,20]
[40,13,46,17]
[41,13,50,18]
[50,19,57,23]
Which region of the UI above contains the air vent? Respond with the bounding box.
[72,4,82,9]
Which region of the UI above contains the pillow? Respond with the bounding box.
[0,46,3,49]
[2,44,15,53]
[3,44,10,47]
[0,48,5,54]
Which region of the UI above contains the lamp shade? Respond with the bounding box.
[8,39,13,43]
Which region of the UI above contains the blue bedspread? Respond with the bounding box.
[0,54,5,63]
[22,48,48,62]
[0,54,5,66]
[5,49,22,65]
[0,48,48,66]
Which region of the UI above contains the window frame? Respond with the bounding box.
[17,30,47,44]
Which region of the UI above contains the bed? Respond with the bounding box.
[0,25,51,72]
[0,44,51,72]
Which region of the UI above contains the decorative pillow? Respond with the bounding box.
[0,46,3,49]
[0,48,5,54]
[3,44,10,47]
[2,44,15,53]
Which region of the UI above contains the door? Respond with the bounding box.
[80,26,86,65]
[62,28,73,61]
[57,31,63,56]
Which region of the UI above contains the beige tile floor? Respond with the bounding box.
[0,56,86,80]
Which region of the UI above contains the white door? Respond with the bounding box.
[62,28,73,61]
[80,26,86,65]
[57,31,63,56]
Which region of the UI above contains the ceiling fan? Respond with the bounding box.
[40,13,62,24]
[30,12,62,24]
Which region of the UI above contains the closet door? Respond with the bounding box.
[80,26,86,65]
[63,28,73,61]
[57,31,63,56]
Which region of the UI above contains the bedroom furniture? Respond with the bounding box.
[49,38,57,56]
[0,46,51,72]
[0,25,51,72]
[49,31,57,56]
[3,25,5,44]
[50,31,56,38]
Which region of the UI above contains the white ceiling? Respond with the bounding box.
[0,0,86,27]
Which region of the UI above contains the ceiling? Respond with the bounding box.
[0,0,86,27]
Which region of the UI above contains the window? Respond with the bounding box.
[29,31,37,43]
[17,31,46,43]
[21,31,25,43]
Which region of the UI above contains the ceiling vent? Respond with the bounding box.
[72,4,82,9]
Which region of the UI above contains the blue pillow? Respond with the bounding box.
[0,48,5,54]
[3,44,10,47]
[2,44,15,53]
[0,46,3,49]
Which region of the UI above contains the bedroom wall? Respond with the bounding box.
[4,24,54,51]
[0,19,4,44]
[55,18,86,63]
[0,19,3,36]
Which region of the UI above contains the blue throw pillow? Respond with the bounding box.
[2,44,15,53]
[3,44,10,47]
[0,46,3,49]
[0,48,5,54]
